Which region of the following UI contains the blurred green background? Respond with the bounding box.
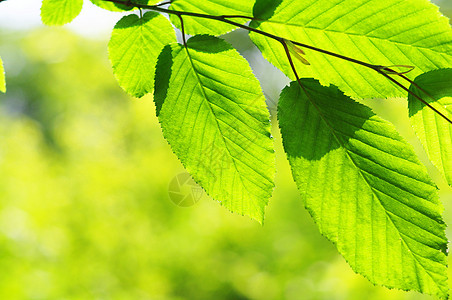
[0,2,451,300]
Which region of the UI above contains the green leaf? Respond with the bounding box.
[409,69,452,186]
[154,35,275,222]
[90,0,159,12]
[90,0,132,11]
[108,12,176,98]
[0,56,5,93]
[41,0,83,26]
[170,0,254,35]
[250,0,452,99]
[278,79,448,298]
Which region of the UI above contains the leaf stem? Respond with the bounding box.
[178,14,187,47]
[281,40,302,86]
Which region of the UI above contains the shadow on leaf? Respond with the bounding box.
[278,79,369,161]
[187,35,233,54]
[154,44,174,117]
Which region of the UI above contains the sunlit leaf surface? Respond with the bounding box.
[109,12,176,97]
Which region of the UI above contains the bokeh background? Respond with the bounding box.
[0,1,451,299]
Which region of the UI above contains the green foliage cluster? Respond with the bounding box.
[1,0,451,298]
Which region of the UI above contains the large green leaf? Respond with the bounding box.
[409,69,452,186]
[278,79,448,297]
[154,35,275,222]
[0,56,5,93]
[41,0,83,26]
[170,0,255,35]
[108,12,176,98]
[250,0,452,99]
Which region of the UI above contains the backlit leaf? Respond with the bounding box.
[278,79,448,298]
[108,12,176,98]
[154,35,275,222]
[41,0,83,26]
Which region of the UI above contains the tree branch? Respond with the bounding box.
[102,0,452,125]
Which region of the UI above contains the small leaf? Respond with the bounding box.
[41,0,83,26]
[285,40,310,65]
[0,56,5,93]
[409,69,452,186]
[278,79,448,298]
[379,65,415,76]
[170,0,254,35]
[108,12,176,98]
[154,35,275,222]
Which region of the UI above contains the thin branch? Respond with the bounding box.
[101,0,452,124]
[156,1,172,6]
[101,0,386,70]
[289,40,379,70]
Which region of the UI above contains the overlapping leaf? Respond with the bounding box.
[0,56,5,93]
[170,0,255,35]
[409,69,452,186]
[278,79,448,298]
[108,12,176,98]
[154,35,275,222]
[250,0,452,99]
[41,0,83,26]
